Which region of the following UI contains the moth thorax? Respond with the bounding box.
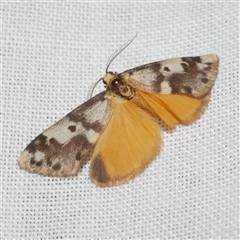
[104,72,134,99]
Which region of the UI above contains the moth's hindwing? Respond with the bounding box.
[89,98,161,187]
[18,91,112,177]
[121,54,219,98]
[134,91,211,128]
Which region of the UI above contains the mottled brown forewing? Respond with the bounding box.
[121,54,219,98]
[18,91,112,177]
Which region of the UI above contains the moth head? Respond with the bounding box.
[103,72,134,99]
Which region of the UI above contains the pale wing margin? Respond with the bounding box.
[18,91,112,177]
[121,54,219,98]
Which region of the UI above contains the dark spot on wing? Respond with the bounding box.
[75,152,81,160]
[36,161,43,167]
[58,134,92,164]
[29,157,43,167]
[52,163,61,171]
[67,116,103,133]
[68,125,76,132]
[181,63,188,71]
[168,73,183,94]
[91,155,110,183]
[67,134,92,151]
[67,93,105,133]
[181,57,208,77]
[164,66,170,72]
[30,157,36,165]
[26,134,47,154]
[149,62,161,72]
[80,118,102,132]
[191,56,202,63]
[152,73,165,92]
[181,57,201,74]
[183,86,192,94]
[49,138,62,149]
[201,78,209,84]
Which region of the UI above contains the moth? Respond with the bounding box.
[18,38,219,187]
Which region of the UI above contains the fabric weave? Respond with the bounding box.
[2,2,239,239]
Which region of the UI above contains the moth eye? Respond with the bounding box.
[112,78,122,88]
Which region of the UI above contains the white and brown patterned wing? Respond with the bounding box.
[18,91,112,177]
[121,54,219,98]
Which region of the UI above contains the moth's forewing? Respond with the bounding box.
[18,91,112,177]
[121,54,219,98]
[120,54,219,127]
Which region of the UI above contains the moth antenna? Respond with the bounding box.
[89,34,138,99]
[89,78,103,99]
[105,33,138,73]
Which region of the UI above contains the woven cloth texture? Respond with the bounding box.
[2,2,239,239]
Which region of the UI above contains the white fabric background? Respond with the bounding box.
[2,2,239,239]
